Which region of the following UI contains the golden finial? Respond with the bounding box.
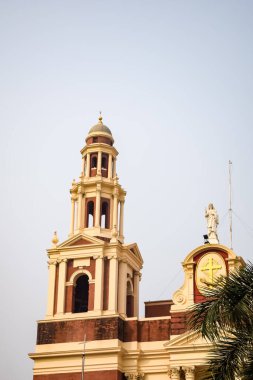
[52,231,59,247]
[98,110,103,124]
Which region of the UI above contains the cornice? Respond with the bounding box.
[81,144,118,156]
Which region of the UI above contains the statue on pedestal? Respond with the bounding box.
[205,203,219,244]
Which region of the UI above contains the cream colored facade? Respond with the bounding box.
[29,117,244,380]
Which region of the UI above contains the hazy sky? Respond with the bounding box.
[1,1,253,378]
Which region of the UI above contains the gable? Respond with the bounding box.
[68,238,93,246]
[57,233,105,249]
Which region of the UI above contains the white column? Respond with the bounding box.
[94,256,104,311]
[118,260,127,315]
[69,198,75,235]
[46,261,57,317]
[75,201,78,232]
[112,191,119,232]
[97,151,102,175]
[183,367,195,380]
[119,200,125,239]
[82,156,85,176]
[108,256,118,312]
[77,188,83,230]
[86,153,90,177]
[133,271,140,318]
[113,157,117,178]
[57,259,67,314]
[95,184,101,227]
[108,154,112,179]
[168,368,180,380]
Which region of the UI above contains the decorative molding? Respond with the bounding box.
[168,367,180,380]
[182,366,195,379]
[125,373,144,380]
[173,290,186,305]
[93,255,103,260]
[69,269,93,284]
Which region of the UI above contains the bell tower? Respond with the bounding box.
[69,114,125,243]
[37,116,142,328]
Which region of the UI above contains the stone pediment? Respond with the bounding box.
[165,330,209,350]
[57,233,105,249]
[124,243,143,265]
[164,330,211,367]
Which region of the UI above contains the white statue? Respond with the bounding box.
[205,203,219,244]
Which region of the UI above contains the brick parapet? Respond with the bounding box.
[36,316,171,345]
[170,311,189,335]
[34,370,124,380]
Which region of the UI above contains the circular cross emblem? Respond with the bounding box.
[196,252,227,293]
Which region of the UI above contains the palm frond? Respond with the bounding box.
[188,262,253,341]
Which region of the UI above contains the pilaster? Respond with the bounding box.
[93,255,104,311]
[95,183,101,228]
[46,261,57,317]
[97,151,102,175]
[69,197,75,236]
[86,152,90,177]
[57,258,67,314]
[118,259,127,315]
[119,199,125,241]
[108,153,112,179]
[108,256,118,312]
[133,271,140,318]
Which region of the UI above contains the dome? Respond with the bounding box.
[88,122,112,136]
[86,115,114,145]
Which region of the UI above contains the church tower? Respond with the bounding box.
[30,117,143,380]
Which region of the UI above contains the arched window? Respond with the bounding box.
[101,154,108,177]
[126,280,134,317]
[86,201,94,227]
[91,156,97,168]
[102,155,107,169]
[73,275,89,313]
[101,200,109,229]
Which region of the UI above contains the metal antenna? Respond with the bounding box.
[81,333,86,380]
[229,160,233,249]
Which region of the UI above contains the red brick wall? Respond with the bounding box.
[65,285,73,313]
[86,136,113,146]
[36,317,171,345]
[123,320,138,342]
[88,283,94,310]
[137,319,171,342]
[170,312,188,335]
[34,370,125,380]
[37,318,124,345]
[145,301,172,318]
[66,259,96,282]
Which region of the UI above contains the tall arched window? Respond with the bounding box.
[86,201,94,227]
[101,154,108,177]
[91,156,97,168]
[101,200,109,229]
[73,275,89,313]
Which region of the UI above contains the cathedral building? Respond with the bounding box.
[29,117,244,380]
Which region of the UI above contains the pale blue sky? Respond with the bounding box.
[1,1,253,378]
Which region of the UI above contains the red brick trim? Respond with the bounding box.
[34,370,125,380]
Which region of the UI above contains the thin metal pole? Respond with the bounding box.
[81,334,86,380]
[229,160,233,249]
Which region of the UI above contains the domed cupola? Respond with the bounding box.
[86,114,114,146]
